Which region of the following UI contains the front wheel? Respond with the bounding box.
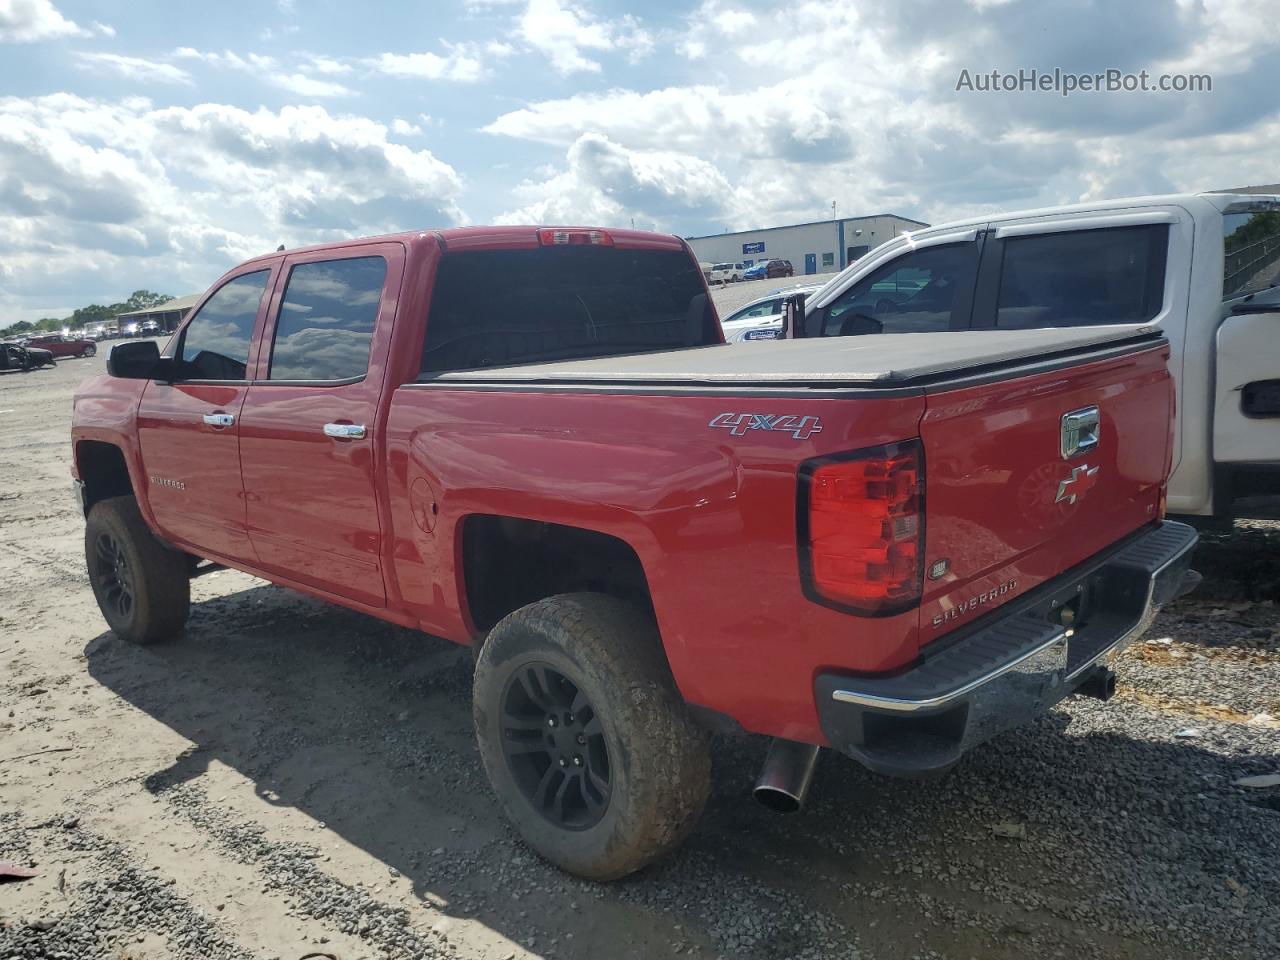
[474,593,710,881]
[81,344,97,358]
[85,496,190,644]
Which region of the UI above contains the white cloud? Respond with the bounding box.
[516,0,639,74]
[273,73,352,97]
[172,47,351,97]
[372,47,487,82]
[91,20,114,37]
[392,118,422,135]
[458,0,652,75]
[305,55,352,76]
[0,0,85,42]
[77,52,192,85]
[677,0,754,59]
[0,94,464,320]
[496,133,735,228]
[172,47,275,71]
[487,0,1280,231]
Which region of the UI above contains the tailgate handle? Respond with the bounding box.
[1061,406,1100,459]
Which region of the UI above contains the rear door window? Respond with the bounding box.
[267,256,387,382]
[420,247,715,374]
[178,270,270,380]
[1223,208,1280,299]
[994,224,1168,328]
[813,242,979,336]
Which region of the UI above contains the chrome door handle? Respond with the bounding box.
[323,423,366,439]
[202,413,235,427]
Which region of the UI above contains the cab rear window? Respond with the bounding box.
[420,247,716,374]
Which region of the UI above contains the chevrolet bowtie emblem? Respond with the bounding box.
[1055,464,1100,504]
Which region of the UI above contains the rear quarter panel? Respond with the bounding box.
[385,384,926,744]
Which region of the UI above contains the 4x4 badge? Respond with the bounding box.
[708,413,823,440]
[706,414,824,442]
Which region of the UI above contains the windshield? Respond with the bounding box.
[420,247,716,373]
[1223,205,1280,299]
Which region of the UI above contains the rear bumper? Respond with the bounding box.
[814,520,1199,778]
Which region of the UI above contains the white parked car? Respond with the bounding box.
[708,262,746,285]
[781,191,1280,524]
[719,283,826,342]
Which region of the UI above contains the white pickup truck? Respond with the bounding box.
[757,191,1280,525]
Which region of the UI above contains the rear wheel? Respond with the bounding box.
[474,593,710,880]
[85,496,190,644]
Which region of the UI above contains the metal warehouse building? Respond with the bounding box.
[115,293,200,334]
[686,213,929,277]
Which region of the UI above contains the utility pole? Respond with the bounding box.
[831,200,837,220]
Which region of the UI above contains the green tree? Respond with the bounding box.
[125,290,173,311]
[68,304,117,330]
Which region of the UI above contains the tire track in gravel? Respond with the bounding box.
[0,814,257,960]
[145,777,460,960]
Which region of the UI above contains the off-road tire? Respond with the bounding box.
[474,592,711,881]
[85,496,190,644]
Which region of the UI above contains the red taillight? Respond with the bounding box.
[799,440,924,616]
[537,228,614,247]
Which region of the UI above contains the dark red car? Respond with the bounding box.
[24,334,97,358]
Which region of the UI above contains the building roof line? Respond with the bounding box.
[115,293,202,320]
[685,213,930,241]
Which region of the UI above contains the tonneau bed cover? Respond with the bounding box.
[424,324,1163,388]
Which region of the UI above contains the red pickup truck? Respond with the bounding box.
[71,226,1197,880]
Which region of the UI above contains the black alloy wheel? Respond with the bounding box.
[91,530,135,622]
[499,661,611,829]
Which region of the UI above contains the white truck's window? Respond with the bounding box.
[178,270,270,380]
[268,257,387,381]
[817,243,979,336]
[1223,209,1280,299]
[995,224,1167,328]
[420,248,714,374]
[726,299,783,323]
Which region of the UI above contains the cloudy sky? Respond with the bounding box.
[1,0,1277,322]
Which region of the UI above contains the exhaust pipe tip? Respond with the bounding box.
[753,784,805,814]
[753,739,821,814]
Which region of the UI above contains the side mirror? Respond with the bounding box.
[107,339,163,379]
[780,293,808,339]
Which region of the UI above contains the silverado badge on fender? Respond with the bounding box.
[708,413,823,440]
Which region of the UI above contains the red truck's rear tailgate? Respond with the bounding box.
[917,339,1173,639]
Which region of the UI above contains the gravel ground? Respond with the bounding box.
[1,350,1277,960]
